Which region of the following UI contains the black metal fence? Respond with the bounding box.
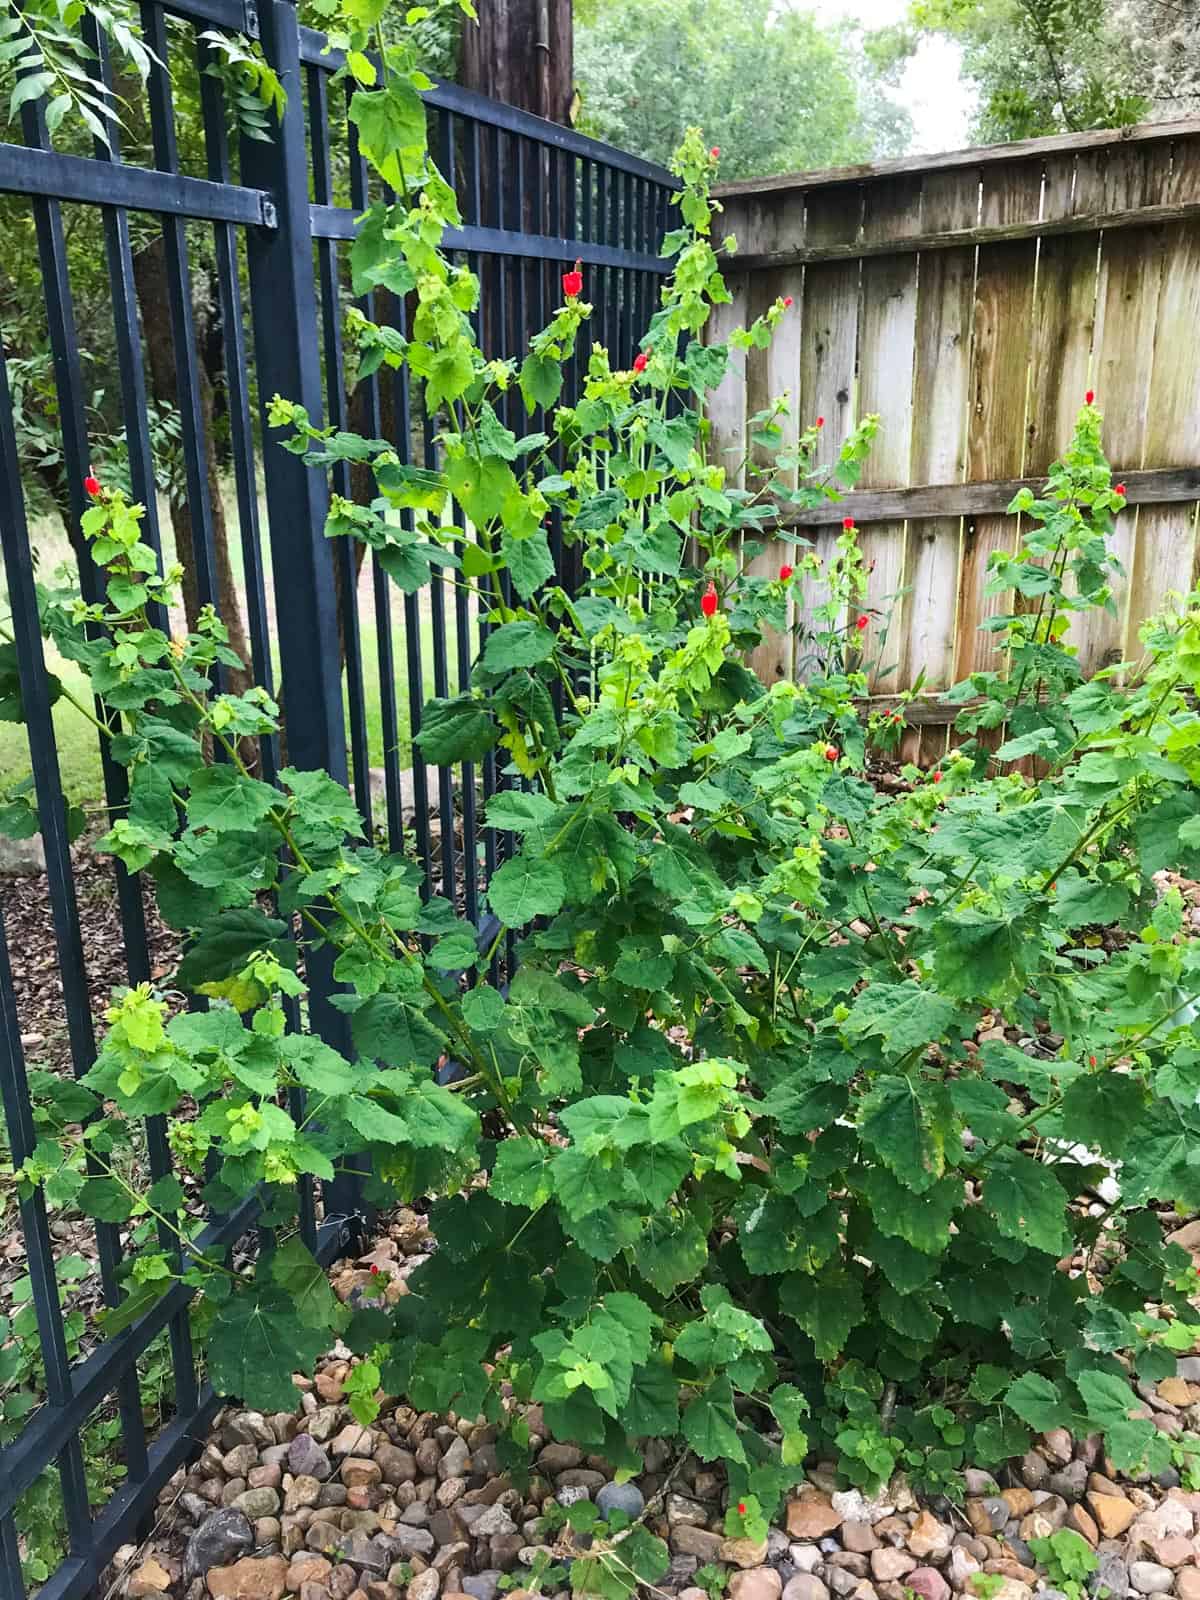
[0,1,675,1590]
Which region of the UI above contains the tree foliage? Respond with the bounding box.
[900,0,1198,142]
[575,0,910,180]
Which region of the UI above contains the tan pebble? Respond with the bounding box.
[205,1554,289,1600]
[841,1522,880,1554]
[1000,1489,1034,1518]
[286,1557,332,1588]
[126,1557,172,1597]
[1087,1492,1137,1539]
[1066,1504,1099,1545]
[869,1550,915,1583]
[719,1537,770,1570]
[786,1494,843,1540]
[908,1511,951,1561]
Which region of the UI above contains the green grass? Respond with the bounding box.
[0,485,476,812]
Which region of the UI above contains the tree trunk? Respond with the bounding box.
[131,235,252,698]
[459,0,574,124]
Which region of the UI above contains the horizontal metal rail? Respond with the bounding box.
[310,202,671,273]
[0,1202,348,1521]
[0,141,273,225]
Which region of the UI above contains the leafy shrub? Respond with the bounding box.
[11,2,1200,1592]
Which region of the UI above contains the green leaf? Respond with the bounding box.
[519,350,563,413]
[844,982,959,1057]
[857,1075,956,1194]
[1005,1372,1070,1432]
[186,766,278,833]
[76,1177,133,1222]
[682,1376,746,1464]
[1060,1072,1145,1155]
[461,984,506,1030]
[175,908,291,991]
[984,1150,1069,1255]
[270,1237,341,1332]
[487,855,566,926]
[349,994,445,1069]
[207,1284,326,1410]
[414,695,500,765]
[779,1266,864,1359]
[481,620,557,674]
[491,1136,556,1207]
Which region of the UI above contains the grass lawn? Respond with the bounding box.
[0,485,474,811]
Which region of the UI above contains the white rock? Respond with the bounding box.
[790,1546,824,1574]
[831,1489,895,1524]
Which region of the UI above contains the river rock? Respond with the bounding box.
[596,1481,645,1521]
[1089,1492,1138,1538]
[184,1511,254,1583]
[288,1436,333,1482]
[728,1569,782,1600]
[905,1568,949,1600]
[782,1577,830,1600]
[786,1495,842,1540]
[907,1512,951,1561]
[205,1555,289,1600]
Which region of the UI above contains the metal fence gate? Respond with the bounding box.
[0,2,675,1591]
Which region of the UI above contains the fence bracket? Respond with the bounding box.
[242,0,260,37]
[259,193,278,228]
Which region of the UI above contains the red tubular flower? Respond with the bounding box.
[779,564,794,581]
[783,295,794,308]
[816,416,825,428]
[701,581,718,618]
[711,146,720,159]
[84,475,102,498]
[824,745,839,762]
[738,1502,747,1516]
[842,516,855,531]
[562,261,583,298]
[370,1264,380,1276]
[932,771,943,784]
[1089,1054,1097,1067]
[1114,482,1126,496]
[633,351,648,374]
[855,614,869,631]
[1085,389,1095,404]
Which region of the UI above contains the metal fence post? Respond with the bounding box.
[240,0,365,1234]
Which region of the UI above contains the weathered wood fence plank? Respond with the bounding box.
[704,121,1200,754]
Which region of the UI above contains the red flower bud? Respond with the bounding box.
[932,771,943,783]
[738,1502,747,1516]
[855,614,869,631]
[1085,389,1095,404]
[779,564,794,581]
[370,1263,380,1275]
[562,261,583,298]
[1114,482,1126,496]
[783,295,793,308]
[633,351,648,374]
[701,581,718,618]
[824,745,839,762]
[1089,1054,1097,1067]
[842,516,855,531]
[711,146,720,159]
[84,475,102,498]
[816,416,825,428]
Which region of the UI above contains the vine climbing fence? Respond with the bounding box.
[0,3,675,1591]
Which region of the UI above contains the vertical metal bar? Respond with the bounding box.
[0,895,93,1559]
[426,108,456,903]
[0,1511,25,1599]
[311,67,373,833]
[138,4,222,620]
[11,101,151,1490]
[241,0,362,1229]
[198,37,278,779]
[79,16,165,624]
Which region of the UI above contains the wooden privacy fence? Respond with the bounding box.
[711,119,1200,762]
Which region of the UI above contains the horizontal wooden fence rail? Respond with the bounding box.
[709,119,1200,764]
